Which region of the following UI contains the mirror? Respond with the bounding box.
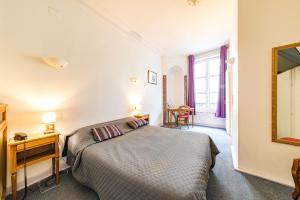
[167,66,185,107]
[272,42,300,146]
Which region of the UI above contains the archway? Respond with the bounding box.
[163,66,187,126]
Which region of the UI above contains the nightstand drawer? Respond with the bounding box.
[16,136,56,152]
[16,144,55,164]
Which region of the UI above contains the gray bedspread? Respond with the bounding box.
[66,118,219,200]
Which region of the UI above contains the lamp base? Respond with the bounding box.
[44,123,55,134]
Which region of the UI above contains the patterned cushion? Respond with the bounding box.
[91,125,124,142]
[178,114,189,118]
[127,119,148,129]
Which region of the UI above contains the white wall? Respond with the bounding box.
[237,0,300,186]
[277,70,291,138]
[229,0,239,169]
[277,67,300,139]
[167,66,185,107]
[0,0,162,192]
[195,113,225,128]
[162,56,187,75]
[162,56,187,108]
[294,66,300,139]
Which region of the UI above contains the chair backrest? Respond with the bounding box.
[178,105,191,115]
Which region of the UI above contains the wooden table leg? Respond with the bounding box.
[54,135,60,185]
[192,111,194,127]
[168,111,171,128]
[55,157,60,184]
[170,111,173,128]
[52,157,55,176]
[11,172,17,200]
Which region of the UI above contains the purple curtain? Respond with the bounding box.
[187,55,196,114]
[215,45,228,118]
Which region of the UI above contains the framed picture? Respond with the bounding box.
[148,70,157,85]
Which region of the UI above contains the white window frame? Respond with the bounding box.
[194,54,220,113]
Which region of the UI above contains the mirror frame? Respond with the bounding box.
[272,42,300,146]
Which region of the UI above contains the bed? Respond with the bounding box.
[63,117,219,200]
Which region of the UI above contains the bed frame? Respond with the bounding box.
[0,104,7,200]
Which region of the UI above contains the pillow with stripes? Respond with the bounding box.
[127,119,148,129]
[91,125,124,142]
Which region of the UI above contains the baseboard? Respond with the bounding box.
[194,123,226,129]
[230,145,293,188]
[6,161,70,196]
[193,123,226,130]
[234,167,294,188]
[230,145,238,169]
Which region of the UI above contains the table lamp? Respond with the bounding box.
[133,106,142,117]
[42,112,56,134]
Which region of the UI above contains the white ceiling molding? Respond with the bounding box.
[79,0,163,55]
[80,0,234,56]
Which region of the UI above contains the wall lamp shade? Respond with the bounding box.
[226,57,235,65]
[42,57,68,69]
[129,77,138,83]
[42,112,56,134]
[42,112,56,123]
[187,0,200,6]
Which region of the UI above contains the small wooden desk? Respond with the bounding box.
[8,132,60,200]
[167,108,195,128]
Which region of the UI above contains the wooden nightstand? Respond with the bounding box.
[8,132,60,200]
[135,114,150,123]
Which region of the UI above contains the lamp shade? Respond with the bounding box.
[42,112,56,123]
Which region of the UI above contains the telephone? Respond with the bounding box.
[14,132,28,141]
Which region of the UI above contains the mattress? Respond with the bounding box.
[65,118,219,200]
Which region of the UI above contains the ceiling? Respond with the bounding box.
[81,0,235,56]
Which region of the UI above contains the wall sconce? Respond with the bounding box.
[42,112,56,134]
[129,77,138,83]
[226,57,235,65]
[42,57,69,69]
[187,0,200,6]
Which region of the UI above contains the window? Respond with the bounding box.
[194,56,220,113]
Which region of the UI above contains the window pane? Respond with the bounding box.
[196,93,207,103]
[209,76,219,92]
[195,78,206,93]
[196,103,206,110]
[209,93,218,104]
[210,103,217,109]
[209,59,220,76]
[194,62,206,77]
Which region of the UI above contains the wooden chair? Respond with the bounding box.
[177,105,190,129]
[166,103,178,127]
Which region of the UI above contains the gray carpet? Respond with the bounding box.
[7,126,294,200]
[188,126,293,200]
